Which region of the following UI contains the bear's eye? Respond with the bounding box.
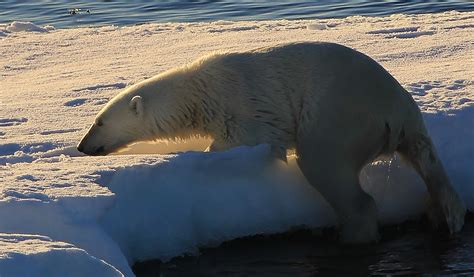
[96,120,103,127]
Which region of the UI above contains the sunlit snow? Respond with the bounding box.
[0,11,473,276]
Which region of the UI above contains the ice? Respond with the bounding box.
[4,21,54,33]
[100,145,335,263]
[0,11,472,276]
[0,234,122,276]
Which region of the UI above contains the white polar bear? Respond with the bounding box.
[77,42,466,243]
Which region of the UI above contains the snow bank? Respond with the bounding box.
[0,11,472,276]
[100,145,334,263]
[0,196,133,275]
[0,234,122,276]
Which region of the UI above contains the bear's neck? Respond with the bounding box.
[146,71,212,141]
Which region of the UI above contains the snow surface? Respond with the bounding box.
[0,11,473,276]
[0,234,122,276]
[4,21,55,33]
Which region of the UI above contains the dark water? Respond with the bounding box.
[134,217,474,276]
[0,1,473,28]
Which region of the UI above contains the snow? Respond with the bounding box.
[4,21,54,33]
[0,234,122,276]
[0,11,473,276]
[101,145,335,263]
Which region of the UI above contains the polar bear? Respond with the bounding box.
[77,42,466,243]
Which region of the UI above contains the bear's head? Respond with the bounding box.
[77,94,147,156]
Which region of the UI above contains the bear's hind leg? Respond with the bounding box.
[296,154,379,243]
[397,133,466,234]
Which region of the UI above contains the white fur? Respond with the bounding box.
[78,42,466,242]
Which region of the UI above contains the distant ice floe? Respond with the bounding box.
[0,21,54,37]
[6,21,54,33]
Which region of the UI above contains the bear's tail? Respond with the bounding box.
[396,119,466,234]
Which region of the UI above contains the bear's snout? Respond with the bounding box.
[77,134,107,156]
[95,146,105,155]
[77,124,108,156]
[77,143,106,156]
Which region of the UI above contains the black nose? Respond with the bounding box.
[96,146,105,154]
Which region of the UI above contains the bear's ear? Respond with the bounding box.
[129,95,144,117]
